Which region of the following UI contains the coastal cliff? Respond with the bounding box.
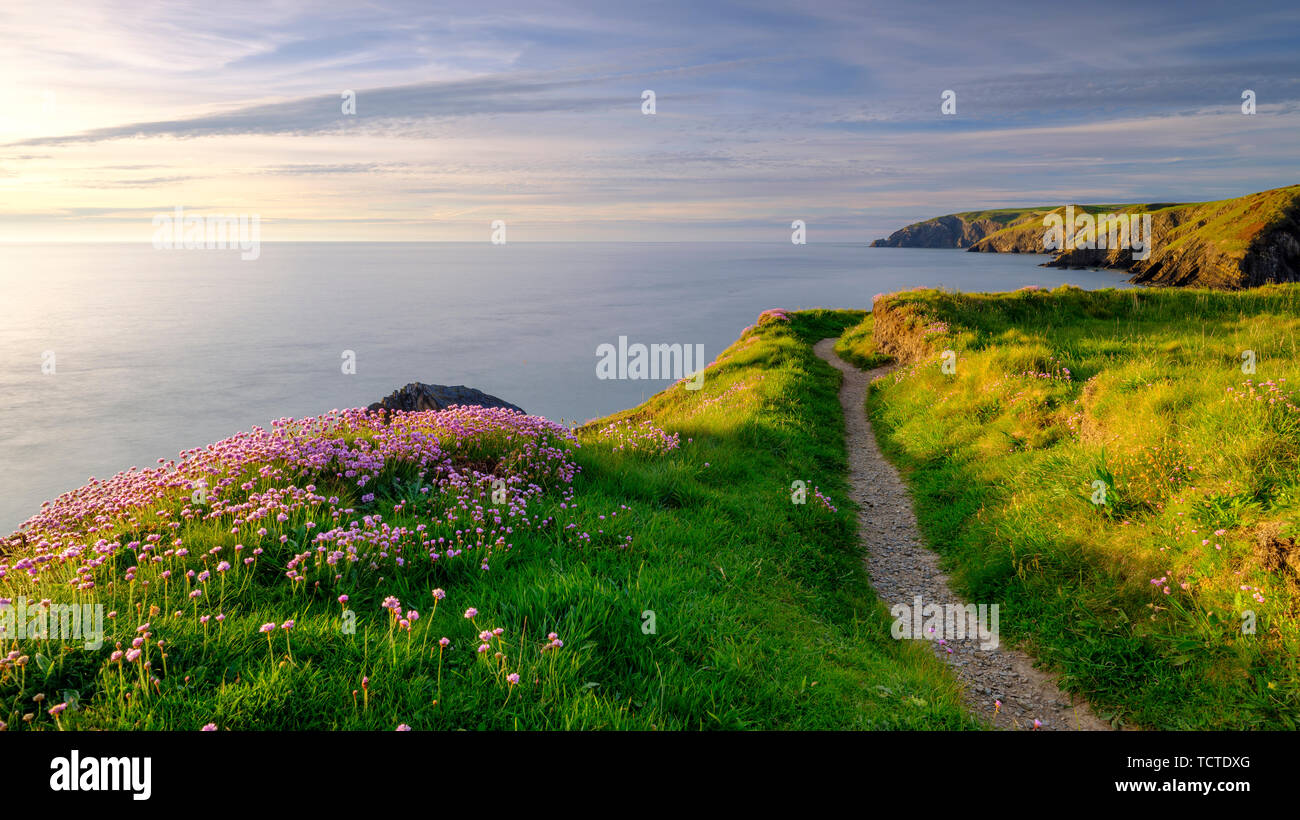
[871,184,1300,289]
[869,209,1037,249]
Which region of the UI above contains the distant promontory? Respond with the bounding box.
[870,184,1300,289]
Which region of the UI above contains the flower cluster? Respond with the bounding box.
[6,405,579,586]
[812,487,838,513]
[0,402,592,727]
[1225,378,1295,408]
[593,418,681,455]
[1015,355,1073,382]
[1224,379,1300,435]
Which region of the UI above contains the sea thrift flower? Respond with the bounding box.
[201,723,217,731]
[396,724,411,731]
[507,673,520,685]
[464,607,478,619]
[260,623,276,633]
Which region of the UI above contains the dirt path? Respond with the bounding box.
[815,339,1110,731]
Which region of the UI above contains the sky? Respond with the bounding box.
[1,0,1298,242]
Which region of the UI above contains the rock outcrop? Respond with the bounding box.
[368,383,524,416]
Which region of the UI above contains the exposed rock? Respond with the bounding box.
[367,383,524,417]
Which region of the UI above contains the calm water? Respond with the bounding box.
[0,242,1131,533]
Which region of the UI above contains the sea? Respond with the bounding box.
[0,242,1133,533]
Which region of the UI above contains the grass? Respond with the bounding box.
[860,284,1300,729]
[833,311,892,370]
[1,308,978,731]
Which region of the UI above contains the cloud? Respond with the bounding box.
[2,0,1298,240]
[6,59,749,147]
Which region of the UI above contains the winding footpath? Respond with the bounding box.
[815,339,1110,731]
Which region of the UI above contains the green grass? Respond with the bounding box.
[1,309,978,731]
[863,284,1300,729]
[833,312,892,370]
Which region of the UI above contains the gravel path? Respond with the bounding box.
[815,339,1110,731]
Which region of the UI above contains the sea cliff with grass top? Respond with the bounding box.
[871,184,1300,289]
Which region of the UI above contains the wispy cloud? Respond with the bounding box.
[1,0,1297,241]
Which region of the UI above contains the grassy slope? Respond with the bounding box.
[858,285,1300,729]
[1,310,977,731]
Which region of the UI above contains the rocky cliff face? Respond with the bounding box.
[1238,219,1300,288]
[368,383,524,417]
[1122,193,1300,288]
[873,185,1300,289]
[1045,189,1300,289]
